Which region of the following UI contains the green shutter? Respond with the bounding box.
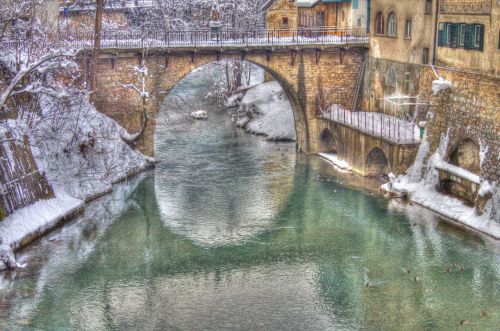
[438,23,446,46]
[464,24,474,49]
[450,24,459,48]
[477,24,484,51]
[352,0,359,9]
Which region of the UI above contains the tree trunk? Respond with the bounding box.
[90,0,104,91]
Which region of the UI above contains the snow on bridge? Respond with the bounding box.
[320,105,421,145]
[7,27,368,51]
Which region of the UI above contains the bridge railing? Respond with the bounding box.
[48,27,369,49]
[319,107,421,145]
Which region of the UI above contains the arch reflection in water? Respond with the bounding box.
[154,63,296,246]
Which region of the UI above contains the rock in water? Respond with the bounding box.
[191,111,209,120]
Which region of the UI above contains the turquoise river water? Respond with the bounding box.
[0,67,499,330]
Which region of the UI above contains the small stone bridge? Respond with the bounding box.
[77,27,417,175]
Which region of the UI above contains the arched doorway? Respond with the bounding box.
[365,148,389,176]
[438,139,481,204]
[447,139,480,174]
[318,128,336,153]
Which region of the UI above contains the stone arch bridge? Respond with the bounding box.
[78,29,418,175]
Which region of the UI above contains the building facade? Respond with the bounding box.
[262,0,298,29]
[436,0,500,76]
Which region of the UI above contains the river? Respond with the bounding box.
[0,66,499,330]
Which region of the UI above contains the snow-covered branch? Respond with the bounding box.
[0,50,75,112]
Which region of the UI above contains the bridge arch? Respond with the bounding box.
[318,128,338,153]
[365,147,389,176]
[88,46,367,157]
[154,58,309,155]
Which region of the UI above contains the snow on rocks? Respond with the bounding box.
[235,81,296,141]
[319,153,352,172]
[381,133,500,239]
[0,188,84,271]
[0,93,152,269]
[432,77,452,95]
[191,110,209,120]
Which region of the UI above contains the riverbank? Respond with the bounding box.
[228,81,296,141]
[0,94,154,270]
[318,153,500,240]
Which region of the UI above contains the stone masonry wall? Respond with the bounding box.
[420,67,499,183]
[89,46,367,157]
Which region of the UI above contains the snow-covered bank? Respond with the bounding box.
[381,134,500,239]
[233,81,296,141]
[319,153,352,173]
[0,94,153,269]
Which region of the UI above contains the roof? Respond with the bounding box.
[261,0,275,11]
[295,0,320,7]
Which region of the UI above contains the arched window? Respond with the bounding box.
[387,12,397,37]
[385,67,397,87]
[375,12,384,35]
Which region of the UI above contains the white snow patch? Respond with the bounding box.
[319,153,352,172]
[432,78,452,95]
[190,110,209,120]
[237,81,296,141]
[382,132,500,239]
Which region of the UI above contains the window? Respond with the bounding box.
[438,22,484,51]
[282,17,289,27]
[425,0,433,15]
[460,24,466,46]
[385,67,397,87]
[405,20,412,39]
[342,10,345,22]
[474,25,482,48]
[316,11,325,26]
[375,11,384,35]
[387,12,397,37]
[422,47,430,64]
[403,72,411,94]
[446,23,452,45]
[358,17,363,28]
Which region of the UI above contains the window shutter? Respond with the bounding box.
[438,24,446,46]
[450,24,458,48]
[464,24,474,49]
[477,24,484,51]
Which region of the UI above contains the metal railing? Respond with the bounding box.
[319,107,421,145]
[56,27,369,49]
[1,27,369,52]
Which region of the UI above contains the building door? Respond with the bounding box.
[316,11,325,27]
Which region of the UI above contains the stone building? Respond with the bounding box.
[2,0,60,34]
[294,0,370,30]
[58,0,156,30]
[436,0,500,76]
[262,0,298,30]
[362,0,499,218]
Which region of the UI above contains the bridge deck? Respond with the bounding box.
[320,106,421,145]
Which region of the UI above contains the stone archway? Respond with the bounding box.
[438,138,481,205]
[88,46,367,157]
[447,139,480,175]
[365,147,389,176]
[318,128,337,153]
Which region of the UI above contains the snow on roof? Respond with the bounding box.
[261,0,275,11]
[295,0,321,7]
